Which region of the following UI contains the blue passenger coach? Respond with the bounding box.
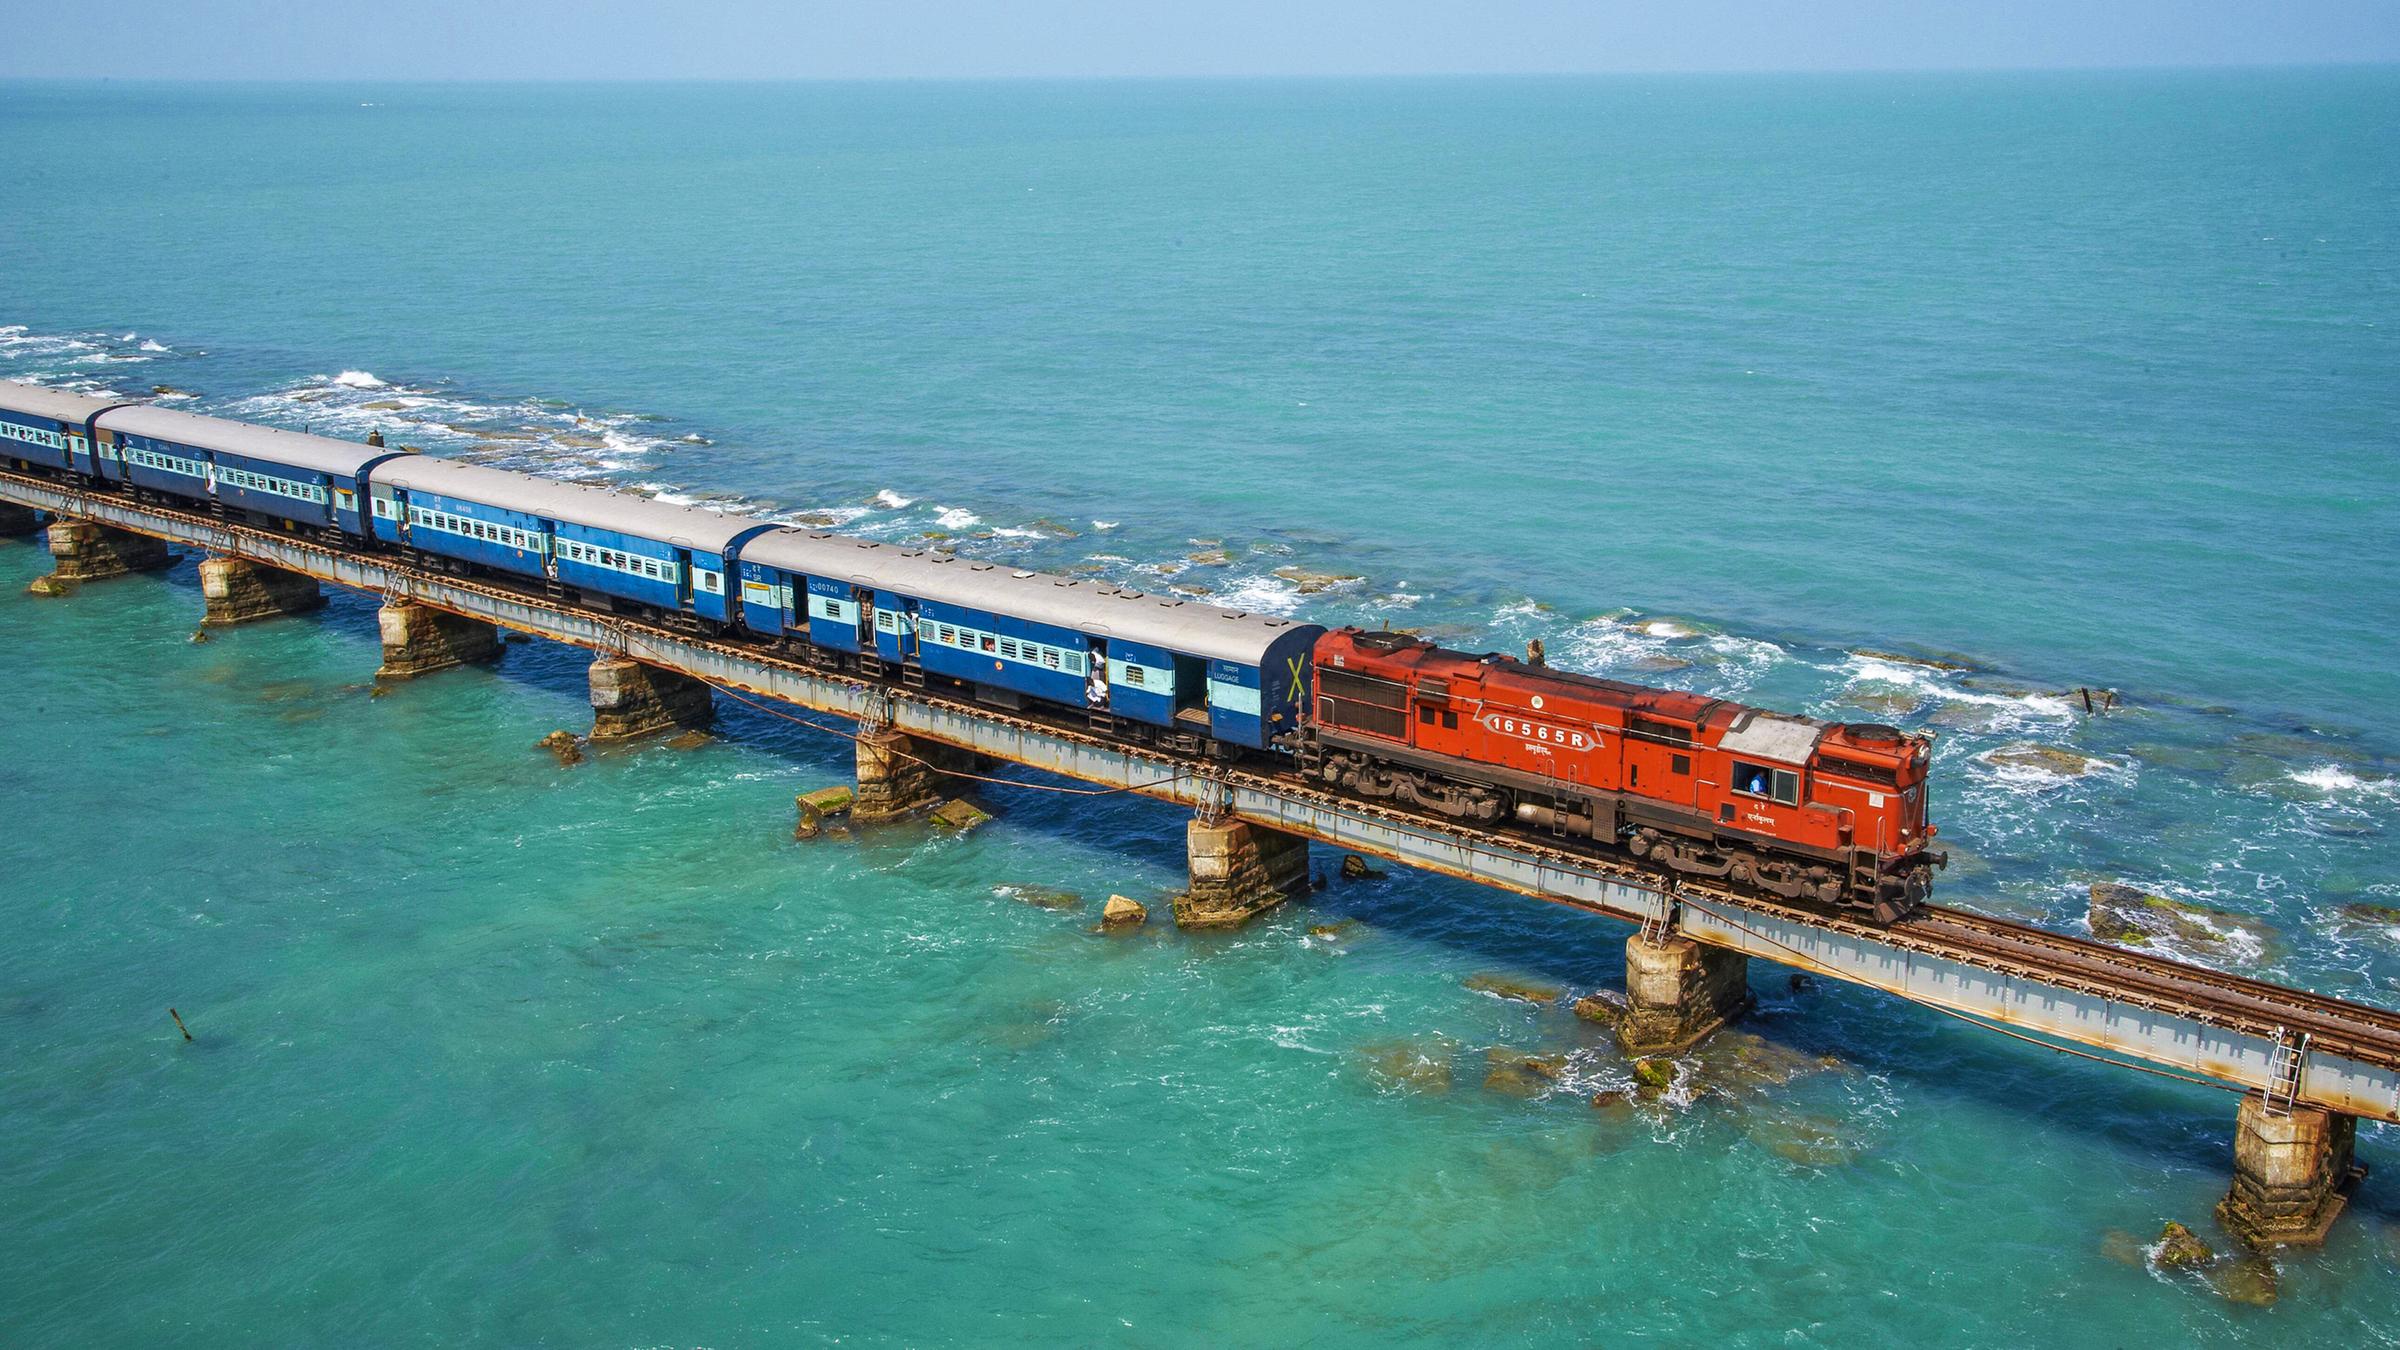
[96,405,399,533]
[0,381,116,477]
[738,531,1323,750]
[364,456,780,625]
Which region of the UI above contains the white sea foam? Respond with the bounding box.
[1836,655,2076,732]
[331,370,387,389]
[776,504,870,528]
[1091,520,1119,531]
[139,339,171,353]
[932,506,980,530]
[1210,572,1308,616]
[2288,764,2399,800]
[871,489,916,509]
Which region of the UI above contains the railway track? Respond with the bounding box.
[13,469,2400,1084]
[1909,906,2400,1063]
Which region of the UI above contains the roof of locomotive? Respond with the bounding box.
[742,529,1323,667]
[1329,628,1728,719]
[1328,627,1839,761]
[0,380,119,425]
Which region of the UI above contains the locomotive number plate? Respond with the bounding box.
[1481,712,1596,751]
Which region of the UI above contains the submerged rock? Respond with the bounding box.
[1464,974,1563,1005]
[1839,689,1921,719]
[1185,548,1233,567]
[1984,743,2102,777]
[1272,565,1365,595]
[793,786,853,839]
[796,783,854,816]
[26,574,72,597]
[1339,853,1384,881]
[2088,883,2278,959]
[1360,1039,1453,1094]
[2154,1221,2213,1269]
[2099,1228,2150,1268]
[1746,1110,1861,1167]
[1307,920,1363,942]
[535,729,583,767]
[1100,895,1147,929]
[1630,1057,1676,1095]
[1696,1031,1839,1100]
[993,884,1083,911]
[1481,1048,1566,1098]
[2204,1254,2279,1307]
[1855,648,1971,672]
[1571,991,1624,1027]
[929,798,992,833]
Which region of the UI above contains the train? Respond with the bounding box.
[0,379,1943,920]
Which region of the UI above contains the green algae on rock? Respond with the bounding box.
[1464,974,1563,1005]
[2087,883,2277,959]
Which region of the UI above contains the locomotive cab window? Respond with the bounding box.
[1731,761,1800,806]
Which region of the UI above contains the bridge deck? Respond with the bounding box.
[10,470,2399,1123]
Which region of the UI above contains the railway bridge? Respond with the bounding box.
[4,471,2392,1248]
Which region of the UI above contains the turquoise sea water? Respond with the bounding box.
[2,72,2397,1345]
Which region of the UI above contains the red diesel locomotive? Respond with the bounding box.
[1295,629,1945,922]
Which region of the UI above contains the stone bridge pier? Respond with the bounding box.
[34,519,172,590]
[374,600,502,680]
[852,728,989,823]
[2218,1091,2363,1247]
[199,556,324,626]
[1176,817,1309,930]
[1616,932,1754,1056]
[588,656,714,741]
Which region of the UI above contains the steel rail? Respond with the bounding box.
[7,469,2400,1120]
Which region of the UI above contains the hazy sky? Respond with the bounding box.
[6,1,2398,81]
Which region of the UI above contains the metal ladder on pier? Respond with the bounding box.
[1639,882,1681,946]
[2263,1028,2310,1117]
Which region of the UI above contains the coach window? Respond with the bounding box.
[1731,761,1800,806]
[1419,706,1436,725]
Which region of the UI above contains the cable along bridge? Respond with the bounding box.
[1,468,2388,1250]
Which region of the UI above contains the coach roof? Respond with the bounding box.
[369,453,769,554]
[97,404,394,478]
[0,380,120,425]
[741,529,1317,666]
